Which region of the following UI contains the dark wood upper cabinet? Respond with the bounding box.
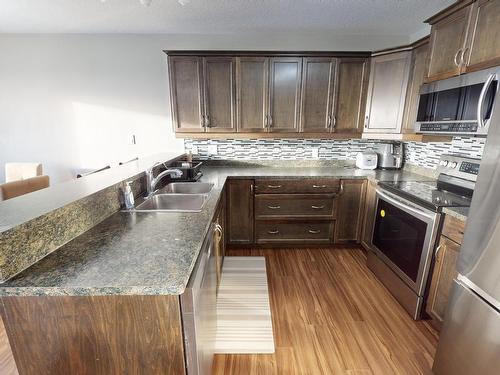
[335,58,370,133]
[236,57,269,133]
[463,0,500,72]
[425,0,500,81]
[268,57,302,132]
[364,51,412,133]
[168,56,204,133]
[203,57,236,133]
[427,5,473,82]
[402,41,430,133]
[300,58,337,133]
[335,180,367,243]
[226,179,254,245]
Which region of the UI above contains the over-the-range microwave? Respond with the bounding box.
[415,66,500,136]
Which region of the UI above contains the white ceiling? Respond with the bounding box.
[0,0,454,36]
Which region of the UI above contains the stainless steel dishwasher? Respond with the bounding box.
[181,224,217,375]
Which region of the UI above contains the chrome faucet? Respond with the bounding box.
[146,162,183,196]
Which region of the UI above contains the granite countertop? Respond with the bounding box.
[443,206,469,222]
[0,163,433,297]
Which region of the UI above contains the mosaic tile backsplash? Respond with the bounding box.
[184,137,486,170]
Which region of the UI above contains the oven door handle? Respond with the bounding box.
[376,189,436,221]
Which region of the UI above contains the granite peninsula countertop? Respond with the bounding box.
[0,163,437,297]
[442,206,469,222]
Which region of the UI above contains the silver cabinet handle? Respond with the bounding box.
[311,205,325,209]
[435,244,444,260]
[308,229,321,234]
[312,185,327,188]
[267,205,281,210]
[264,115,269,128]
[332,115,337,129]
[477,73,496,128]
[365,115,369,128]
[339,181,345,195]
[268,115,273,127]
[268,230,279,234]
[214,224,223,236]
[454,48,463,67]
[460,47,469,66]
[326,115,332,129]
[205,114,211,127]
[267,185,282,189]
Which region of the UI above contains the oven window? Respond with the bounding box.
[372,198,428,282]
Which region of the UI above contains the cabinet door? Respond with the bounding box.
[361,179,377,251]
[203,57,236,133]
[269,57,302,132]
[335,58,369,134]
[464,0,500,72]
[426,236,461,329]
[300,58,336,133]
[227,179,254,244]
[335,180,367,243]
[168,56,205,133]
[402,42,430,133]
[427,5,473,81]
[236,57,268,133]
[364,52,411,133]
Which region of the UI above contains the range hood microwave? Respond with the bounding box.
[415,67,500,136]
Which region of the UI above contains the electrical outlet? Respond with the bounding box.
[208,145,218,155]
[191,145,199,154]
[311,148,319,158]
[128,134,137,145]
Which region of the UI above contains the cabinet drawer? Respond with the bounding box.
[255,221,334,244]
[255,194,335,219]
[255,178,340,194]
[442,214,466,244]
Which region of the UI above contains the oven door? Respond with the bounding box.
[371,188,440,296]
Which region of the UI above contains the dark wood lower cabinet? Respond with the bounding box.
[361,179,377,251]
[255,221,335,244]
[426,236,460,330]
[335,179,367,243]
[226,179,254,244]
[0,295,185,375]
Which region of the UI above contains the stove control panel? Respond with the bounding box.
[437,154,481,182]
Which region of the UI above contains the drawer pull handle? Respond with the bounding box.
[308,229,321,234]
[311,205,325,209]
[267,185,282,189]
[312,185,327,188]
[268,230,280,234]
[267,205,281,210]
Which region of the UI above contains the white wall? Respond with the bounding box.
[0,32,408,183]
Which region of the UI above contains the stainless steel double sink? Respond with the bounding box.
[132,182,213,212]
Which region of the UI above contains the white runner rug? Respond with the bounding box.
[215,256,275,354]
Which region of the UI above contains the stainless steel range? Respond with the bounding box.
[367,154,480,320]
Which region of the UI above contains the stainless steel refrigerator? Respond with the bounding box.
[433,75,500,374]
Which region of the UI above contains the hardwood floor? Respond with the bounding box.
[0,246,438,375]
[0,316,18,375]
[213,247,438,375]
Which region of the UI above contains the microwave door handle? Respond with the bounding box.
[376,189,436,221]
[477,73,496,128]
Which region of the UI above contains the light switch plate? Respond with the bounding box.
[208,145,218,155]
[191,145,199,154]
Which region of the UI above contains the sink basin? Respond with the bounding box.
[159,182,214,194]
[134,194,208,212]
